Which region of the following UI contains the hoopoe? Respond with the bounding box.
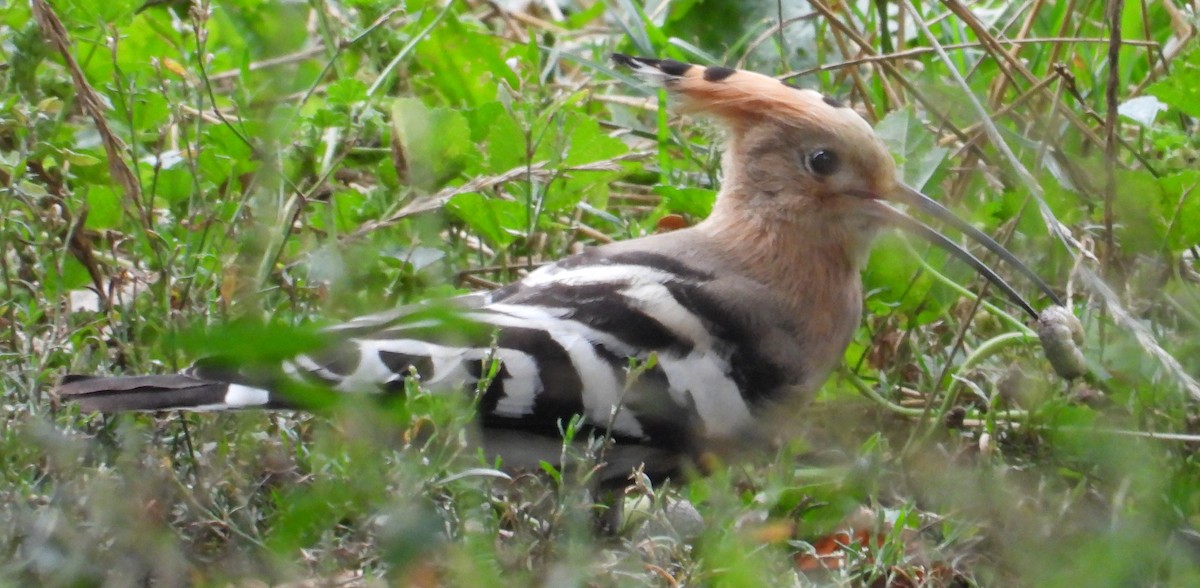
[55,55,1062,484]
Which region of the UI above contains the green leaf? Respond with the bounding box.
[197,125,256,186]
[564,1,606,28]
[445,192,526,248]
[863,233,954,324]
[486,113,526,173]
[325,79,368,107]
[45,256,91,297]
[520,113,631,214]
[874,106,948,190]
[564,114,627,166]
[654,185,715,218]
[1162,170,1200,250]
[1147,44,1200,118]
[1110,168,1200,253]
[414,16,516,107]
[391,97,472,191]
[83,186,123,230]
[310,107,351,128]
[60,148,99,167]
[332,189,368,233]
[172,320,327,365]
[151,166,196,206]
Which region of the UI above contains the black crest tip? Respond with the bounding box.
[702,66,737,82]
[611,53,692,77]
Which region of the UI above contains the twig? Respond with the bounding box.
[1102,0,1123,275]
[350,151,652,238]
[207,46,328,82]
[900,0,1089,261]
[31,0,144,218]
[937,1,1111,154]
[800,0,976,155]
[737,13,818,68]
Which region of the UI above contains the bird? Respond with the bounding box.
[55,54,1061,486]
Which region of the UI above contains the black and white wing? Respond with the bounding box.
[56,231,813,474]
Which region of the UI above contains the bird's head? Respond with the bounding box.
[612,55,895,230]
[611,54,1060,319]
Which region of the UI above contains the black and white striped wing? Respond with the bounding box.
[292,249,784,446]
[58,240,807,461]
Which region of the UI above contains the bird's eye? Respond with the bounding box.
[806,149,839,176]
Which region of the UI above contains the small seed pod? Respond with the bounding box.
[1037,305,1087,380]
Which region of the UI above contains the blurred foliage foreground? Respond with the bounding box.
[3,0,1200,585]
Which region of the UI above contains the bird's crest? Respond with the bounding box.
[611,54,868,135]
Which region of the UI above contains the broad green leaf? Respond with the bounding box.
[564,115,627,166]
[654,185,715,218]
[1147,44,1200,118]
[875,106,948,190]
[446,192,526,248]
[1111,168,1200,253]
[414,16,516,107]
[565,1,606,28]
[45,256,92,297]
[465,101,506,143]
[84,186,123,230]
[325,79,368,107]
[506,114,632,214]
[197,125,256,186]
[550,174,611,216]
[486,113,527,173]
[332,189,368,233]
[151,166,196,206]
[391,97,472,192]
[464,101,526,173]
[1163,170,1200,250]
[311,107,351,128]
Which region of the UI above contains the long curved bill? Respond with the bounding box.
[877,184,1063,320]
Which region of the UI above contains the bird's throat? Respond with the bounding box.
[696,206,866,360]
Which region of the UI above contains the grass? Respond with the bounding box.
[2,0,1200,585]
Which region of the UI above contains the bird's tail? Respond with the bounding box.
[54,373,288,413]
